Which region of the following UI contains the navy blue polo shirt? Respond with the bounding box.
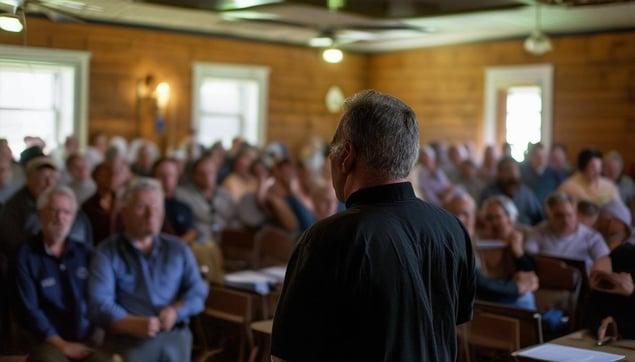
[15,235,93,342]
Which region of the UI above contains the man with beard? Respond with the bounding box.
[88,178,208,361]
[15,185,110,361]
[479,157,545,226]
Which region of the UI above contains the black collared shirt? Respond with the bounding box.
[272,182,476,361]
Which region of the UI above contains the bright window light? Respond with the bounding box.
[505,86,542,162]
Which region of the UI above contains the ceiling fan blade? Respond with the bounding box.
[136,0,284,11]
[26,2,85,22]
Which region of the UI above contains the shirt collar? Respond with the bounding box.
[345,182,416,208]
[123,234,163,258]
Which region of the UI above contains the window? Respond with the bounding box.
[505,86,542,161]
[0,45,90,156]
[192,63,269,148]
[484,64,553,162]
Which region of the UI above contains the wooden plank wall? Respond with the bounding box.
[0,17,366,156]
[1,17,633,167]
[367,31,635,167]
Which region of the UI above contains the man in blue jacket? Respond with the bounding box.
[16,185,110,361]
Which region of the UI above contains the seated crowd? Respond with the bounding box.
[1,133,635,360]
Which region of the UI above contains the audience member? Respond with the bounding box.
[152,158,196,244]
[82,163,117,245]
[175,156,238,244]
[577,199,600,228]
[603,150,635,215]
[595,199,634,250]
[520,142,564,203]
[479,157,544,226]
[478,195,537,309]
[16,185,110,362]
[265,159,315,234]
[588,242,635,339]
[129,140,158,177]
[444,193,538,310]
[443,143,466,183]
[0,154,21,206]
[417,145,453,206]
[88,178,208,361]
[85,132,108,171]
[0,157,93,259]
[525,192,610,274]
[549,143,573,179]
[478,144,498,183]
[50,135,80,177]
[557,148,620,206]
[221,145,259,202]
[65,153,97,204]
[457,159,484,202]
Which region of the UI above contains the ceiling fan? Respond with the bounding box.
[0,0,102,32]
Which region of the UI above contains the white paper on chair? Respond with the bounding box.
[259,265,286,282]
[224,270,278,294]
[513,343,624,361]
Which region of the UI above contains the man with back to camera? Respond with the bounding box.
[271,90,476,361]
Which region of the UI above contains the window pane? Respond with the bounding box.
[198,115,241,147]
[200,79,241,114]
[0,110,56,155]
[0,70,55,109]
[505,86,542,162]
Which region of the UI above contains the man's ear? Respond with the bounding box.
[340,142,355,174]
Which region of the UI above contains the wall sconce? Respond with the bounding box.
[155,82,170,115]
[136,75,170,113]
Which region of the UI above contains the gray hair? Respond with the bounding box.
[36,185,78,213]
[121,177,164,206]
[331,89,419,179]
[605,150,624,167]
[544,191,576,211]
[482,195,519,223]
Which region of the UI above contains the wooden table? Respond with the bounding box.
[514,329,635,361]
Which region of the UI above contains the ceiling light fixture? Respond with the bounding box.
[322,48,343,63]
[524,2,552,55]
[0,13,22,32]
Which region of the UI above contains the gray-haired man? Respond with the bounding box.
[271,90,476,361]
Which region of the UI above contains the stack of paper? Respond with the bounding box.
[513,343,624,361]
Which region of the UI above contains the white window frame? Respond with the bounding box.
[192,62,269,147]
[0,44,91,150]
[484,64,554,151]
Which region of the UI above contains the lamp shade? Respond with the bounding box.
[0,14,22,32]
[524,30,552,55]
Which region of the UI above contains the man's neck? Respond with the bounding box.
[342,171,406,202]
[44,238,66,258]
[129,235,154,254]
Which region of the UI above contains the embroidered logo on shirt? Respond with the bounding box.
[41,277,56,288]
[76,267,89,279]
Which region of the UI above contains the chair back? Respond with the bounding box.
[533,254,585,330]
[460,301,542,362]
[255,226,296,268]
[220,228,258,271]
[202,285,255,362]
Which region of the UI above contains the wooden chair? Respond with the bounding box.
[220,228,259,271]
[195,285,255,362]
[532,254,585,332]
[460,301,543,361]
[255,226,296,268]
